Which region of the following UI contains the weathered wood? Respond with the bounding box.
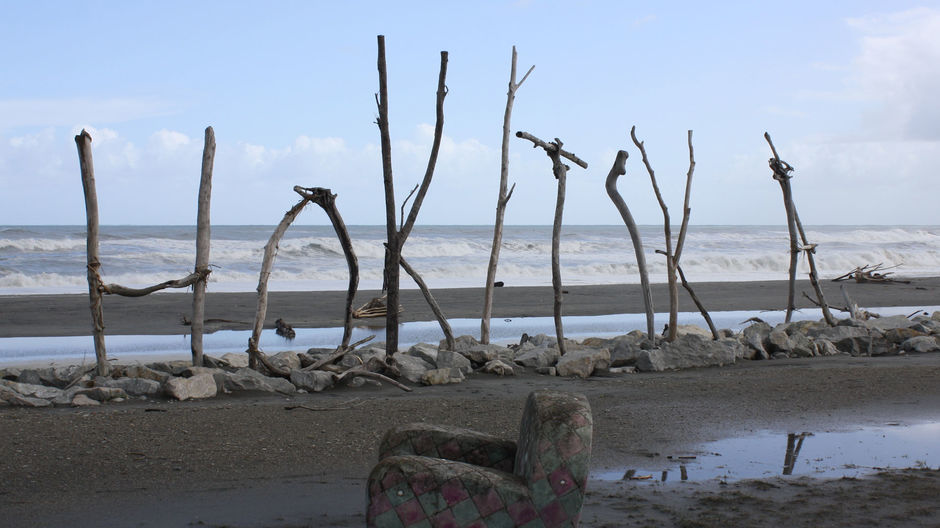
[294,186,359,348]
[304,335,375,372]
[191,126,215,366]
[335,366,413,392]
[482,46,533,344]
[516,133,587,355]
[75,129,109,376]
[100,271,206,297]
[400,254,455,350]
[605,149,655,340]
[247,197,310,369]
[676,263,719,340]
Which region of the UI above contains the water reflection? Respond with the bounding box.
[595,422,937,482]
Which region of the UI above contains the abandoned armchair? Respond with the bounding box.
[366,389,593,527]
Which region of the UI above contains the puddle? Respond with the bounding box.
[593,422,938,482]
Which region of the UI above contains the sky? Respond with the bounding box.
[2,0,939,226]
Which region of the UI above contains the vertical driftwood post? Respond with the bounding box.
[375,35,449,355]
[605,149,656,341]
[75,130,109,376]
[764,133,835,325]
[191,126,215,366]
[481,46,533,344]
[516,132,588,355]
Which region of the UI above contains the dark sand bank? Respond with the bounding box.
[3,276,939,338]
[2,354,939,527]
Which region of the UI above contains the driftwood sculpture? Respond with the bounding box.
[764,133,835,326]
[76,127,216,375]
[515,132,588,355]
[481,46,534,344]
[375,35,449,355]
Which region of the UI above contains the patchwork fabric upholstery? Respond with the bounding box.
[367,390,593,527]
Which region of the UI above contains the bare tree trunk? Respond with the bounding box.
[75,130,109,376]
[515,132,588,355]
[793,209,836,326]
[295,186,359,348]
[191,126,215,366]
[481,46,533,344]
[400,254,455,350]
[247,197,310,369]
[604,150,655,341]
[375,35,449,356]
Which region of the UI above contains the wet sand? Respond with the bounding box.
[3,276,939,337]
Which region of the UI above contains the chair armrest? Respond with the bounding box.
[379,423,516,472]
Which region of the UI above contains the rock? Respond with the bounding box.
[636,334,737,372]
[901,336,940,354]
[788,333,816,358]
[587,334,643,367]
[407,343,439,365]
[165,373,218,400]
[117,365,171,383]
[480,359,515,376]
[527,334,558,348]
[222,368,296,394]
[220,353,250,368]
[608,366,637,374]
[674,324,713,339]
[390,354,434,384]
[767,328,792,354]
[535,367,556,376]
[462,344,514,365]
[814,339,842,356]
[863,315,919,332]
[98,377,163,397]
[147,360,193,376]
[75,386,128,402]
[513,346,560,369]
[289,369,335,392]
[0,379,63,400]
[883,327,927,344]
[1,367,22,380]
[435,350,472,375]
[556,348,611,379]
[71,393,100,407]
[421,368,465,386]
[270,351,301,371]
[741,322,772,360]
[809,326,872,356]
[445,335,481,352]
[16,369,42,386]
[0,385,53,407]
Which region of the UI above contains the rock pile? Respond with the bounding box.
[2,312,938,407]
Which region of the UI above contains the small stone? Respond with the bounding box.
[71,394,100,407]
[165,373,218,401]
[480,359,515,376]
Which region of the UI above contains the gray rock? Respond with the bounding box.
[513,346,560,369]
[809,326,873,356]
[0,384,53,407]
[222,368,297,395]
[445,335,481,352]
[358,346,388,365]
[289,369,335,392]
[864,315,919,332]
[407,343,439,365]
[0,379,63,400]
[463,344,513,365]
[71,393,100,407]
[221,353,250,368]
[391,354,434,384]
[585,335,643,367]
[901,336,940,354]
[814,339,842,356]
[535,367,557,376]
[117,365,171,383]
[741,322,771,360]
[75,386,128,402]
[146,360,193,376]
[98,377,162,397]
[1,367,22,380]
[421,368,465,386]
[16,369,42,386]
[883,327,927,344]
[527,334,558,348]
[556,348,611,379]
[435,350,472,375]
[674,324,713,339]
[636,334,737,372]
[767,328,792,354]
[608,366,638,374]
[165,373,218,400]
[788,333,816,358]
[480,359,515,376]
[270,351,301,372]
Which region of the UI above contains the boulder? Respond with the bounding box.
[788,333,816,358]
[462,344,514,365]
[767,328,792,354]
[220,353,250,368]
[585,334,643,367]
[0,385,52,407]
[1,367,22,380]
[535,367,556,376]
[391,354,434,384]
[76,386,128,402]
[146,360,193,376]
[814,339,842,356]
[863,315,919,332]
[901,336,940,354]
[165,373,218,401]
[421,368,465,386]
[71,393,100,407]
[15,369,43,386]
[0,379,63,400]
[480,359,515,376]
[270,351,301,372]
[883,327,927,344]
[809,326,873,356]
[741,322,771,360]
[222,368,297,395]
[555,348,611,379]
[98,377,162,397]
[289,369,335,392]
[435,350,473,375]
[407,343,439,365]
[636,334,737,372]
[445,335,481,352]
[117,365,171,383]
[674,324,713,339]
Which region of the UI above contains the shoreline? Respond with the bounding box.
[3,276,939,338]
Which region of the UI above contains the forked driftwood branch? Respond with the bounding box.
[832,263,908,284]
[516,131,588,355]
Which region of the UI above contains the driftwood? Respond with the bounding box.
[335,366,412,392]
[605,149,655,341]
[75,130,109,376]
[676,263,719,340]
[516,132,588,355]
[99,271,207,297]
[352,295,401,319]
[190,126,215,367]
[482,46,533,344]
[305,335,375,372]
[375,35,449,355]
[631,127,700,342]
[764,133,835,325]
[399,254,455,350]
[832,264,909,284]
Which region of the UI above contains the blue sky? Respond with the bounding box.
[2,0,939,226]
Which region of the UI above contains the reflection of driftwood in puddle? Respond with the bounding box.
[783,432,813,475]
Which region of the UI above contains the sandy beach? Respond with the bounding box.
[1,278,939,527]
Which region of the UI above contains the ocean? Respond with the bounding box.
[2,224,939,295]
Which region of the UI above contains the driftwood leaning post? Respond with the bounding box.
[191,126,215,366]
[481,46,534,344]
[375,35,449,355]
[764,133,835,326]
[515,132,588,355]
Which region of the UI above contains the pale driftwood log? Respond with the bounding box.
[334,366,413,392]
[247,197,311,369]
[841,284,862,320]
[516,132,588,355]
[676,263,719,340]
[191,126,215,366]
[100,271,207,296]
[75,129,109,376]
[294,186,359,348]
[375,35,449,355]
[605,149,655,341]
[764,133,835,326]
[482,46,533,344]
[399,253,455,350]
